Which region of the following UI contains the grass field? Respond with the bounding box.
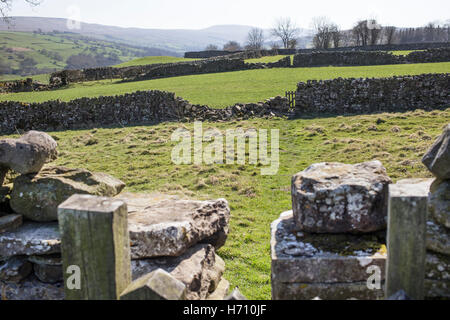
[2,62,449,107]
[2,108,447,299]
[115,56,199,67]
[245,55,294,64]
[389,50,423,56]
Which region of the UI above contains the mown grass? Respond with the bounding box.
[2,62,449,107]
[2,108,447,299]
[389,50,423,56]
[244,55,294,64]
[115,56,199,67]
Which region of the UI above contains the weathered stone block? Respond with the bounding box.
[120,269,186,300]
[0,214,22,233]
[0,222,60,258]
[207,278,230,300]
[11,166,126,222]
[429,179,450,229]
[0,256,32,283]
[422,124,450,180]
[426,252,449,281]
[132,244,223,300]
[0,275,64,300]
[272,281,385,300]
[127,197,230,258]
[0,131,58,175]
[271,211,386,285]
[427,219,450,256]
[425,279,450,299]
[29,254,63,284]
[291,160,391,233]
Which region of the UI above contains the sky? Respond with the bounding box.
[7,0,450,30]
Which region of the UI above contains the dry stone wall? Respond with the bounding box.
[49,54,288,85]
[185,42,450,58]
[293,51,402,67]
[0,78,57,94]
[0,91,290,135]
[295,73,450,115]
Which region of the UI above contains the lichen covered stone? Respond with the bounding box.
[127,197,230,258]
[291,161,392,233]
[10,166,126,222]
[422,124,450,180]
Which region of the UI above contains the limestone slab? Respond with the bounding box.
[0,214,23,233]
[291,161,391,233]
[10,166,126,222]
[427,218,450,256]
[0,275,64,300]
[0,222,60,258]
[132,244,223,300]
[422,124,450,180]
[272,281,385,300]
[429,179,450,229]
[271,211,386,284]
[425,252,449,281]
[0,256,32,283]
[126,197,230,259]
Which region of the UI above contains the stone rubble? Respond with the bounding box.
[0,131,231,300]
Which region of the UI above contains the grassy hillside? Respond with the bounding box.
[115,56,199,67]
[2,62,449,107]
[0,31,178,80]
[2,109,447,299]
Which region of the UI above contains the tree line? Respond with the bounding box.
[205,17,450,51]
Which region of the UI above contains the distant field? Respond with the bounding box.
[115,56,199,67]
[0,31,167,81]
[2,62,449,107]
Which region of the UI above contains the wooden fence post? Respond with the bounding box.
[58,194,131,300]
[385,183,428,300]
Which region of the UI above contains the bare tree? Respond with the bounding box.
[352,19,382,46]
[205,44,219,50]
[311,17,332,49]
[368,19,382,45]
[352,20,369,46]
[1,0,41,20]
[245,28,265,50]
[271,17,300,49]
[223,41,241,51]
[424,22,437,42]
[331,24,342,48]
[311,17,341,49]
[384,26,397,45]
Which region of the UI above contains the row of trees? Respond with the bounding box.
[205,17,450,51]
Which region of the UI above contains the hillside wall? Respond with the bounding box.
[0,91,290,134]
[292,48,450,67]
[295,73,450,115]
[0,78,55,93]
[185,42,450,58]
[292,51,402,67]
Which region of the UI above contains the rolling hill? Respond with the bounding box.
[0,17,313,53]
[0,31,179,80]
